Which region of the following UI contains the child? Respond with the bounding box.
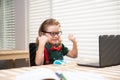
[35,18,78,66]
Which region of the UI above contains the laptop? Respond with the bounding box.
[77,35,120,68]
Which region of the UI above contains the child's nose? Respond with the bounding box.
[54,34,59,37]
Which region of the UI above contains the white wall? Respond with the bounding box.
[14,0,26,50]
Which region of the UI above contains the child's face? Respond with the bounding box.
[45,25,62,45]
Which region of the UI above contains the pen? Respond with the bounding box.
[55,72,62,79]
[55,72,67,80]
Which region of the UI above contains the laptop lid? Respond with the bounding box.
[77,35,120,68]
[99,35,120,67]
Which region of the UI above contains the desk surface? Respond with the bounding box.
[0,62,119,80]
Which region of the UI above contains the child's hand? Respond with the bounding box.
[38,35,48,44]
[68,34,76,42]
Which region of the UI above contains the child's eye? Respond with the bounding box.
[50,31,62,36]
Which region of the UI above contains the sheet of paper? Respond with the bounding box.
[16,68,59,80]
[57,71,105,80]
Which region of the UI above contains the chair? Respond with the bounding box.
[29,43,37,66]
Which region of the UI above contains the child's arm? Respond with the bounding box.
[35,36,48,66]
[66,34,78,58]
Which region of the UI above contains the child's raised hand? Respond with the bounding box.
[38,35,48,44]
[68,34,76,42]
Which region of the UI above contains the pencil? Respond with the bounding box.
[60,73,67,80]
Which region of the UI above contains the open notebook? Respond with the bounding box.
[77,35,120,68]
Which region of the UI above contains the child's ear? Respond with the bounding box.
[36,37,39,46]
[39,32,44,36]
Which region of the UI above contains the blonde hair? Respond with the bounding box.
[36,18,61,45]
[38,18,61,36]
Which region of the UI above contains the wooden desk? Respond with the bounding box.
[0,62,119,80]
[0,50,29,60]
[0,50,30,68]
